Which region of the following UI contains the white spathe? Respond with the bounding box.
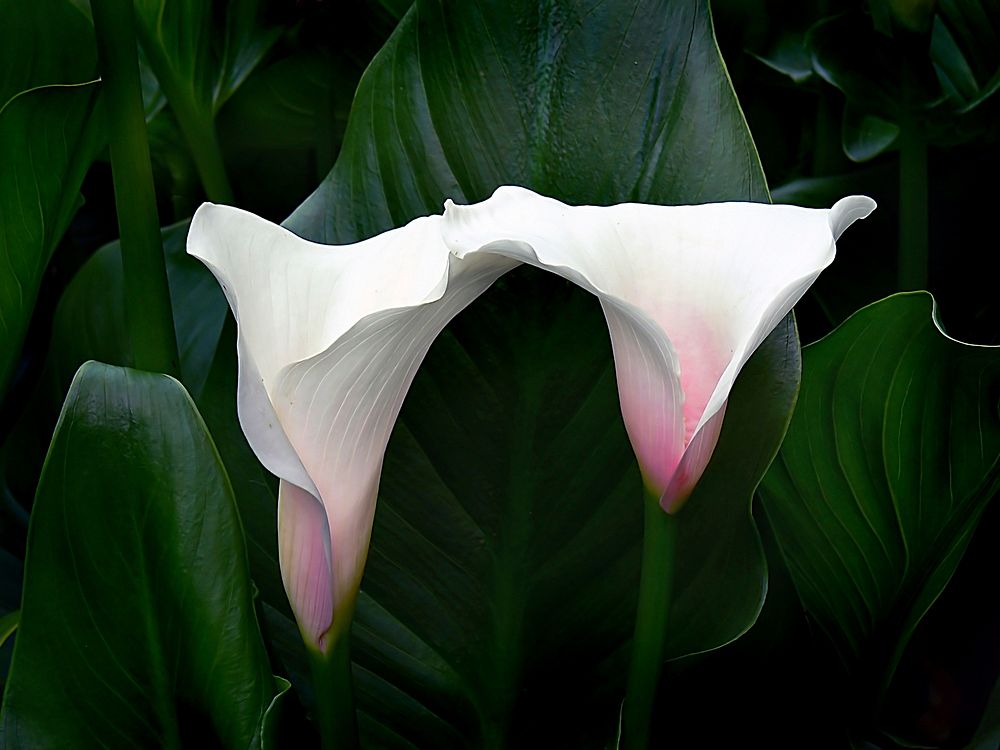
[441,187,875,510]
[187,204,516,651]
[187,187,874,651]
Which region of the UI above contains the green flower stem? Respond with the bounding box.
[897,118,928,291]
[621,487,677,749]
[130,26,234,204]
[91,0,180,378]
[897,48,929,293]
[167,90,235,205]
[308,609,359,750]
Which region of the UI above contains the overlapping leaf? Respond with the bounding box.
[760,293,1000,700]
[0,82,104,398]
[0,0,103,397]
[43,225,285,608]
[0,362,277,748]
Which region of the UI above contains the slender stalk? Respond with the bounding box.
[91,0,180,377]
[308,609,358,750]
[621,487,678,749]
[130,22,234,204]
[897,119,928,291]
[897,44,929,292]
[167,90,235,205]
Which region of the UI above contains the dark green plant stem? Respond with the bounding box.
[131,26,234,204]
[621,488,677,749]
[897,118,928,291]
[897,44,929,292]
[166,90,234,205]
[91,0,180,377]
[309,611,359,750]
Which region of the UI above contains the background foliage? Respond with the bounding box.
[0,0,998,748]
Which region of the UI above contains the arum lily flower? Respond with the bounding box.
[187,205,517,652]
[441,186,876,512]
[187,187,874,658]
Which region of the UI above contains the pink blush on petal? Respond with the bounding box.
[278,481,335,653]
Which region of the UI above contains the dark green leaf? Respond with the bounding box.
[842,104,900,162]
[751,32,815,84]
[215,50,358,219]
[280,1,787,745]
[286,0,767,240]
[0,610,17,648]
[932,0,1000,112]
[808,13,912,122]
[42,223,285,610]
[759,293,1000,702]
[0,82,104,397]
[258,676,293,750]
[49,221,226,399]
[0,362,276,748]
[133,0,280,115]
[0,0,96,109]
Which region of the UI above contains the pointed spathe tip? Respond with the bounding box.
[829,195,877,240]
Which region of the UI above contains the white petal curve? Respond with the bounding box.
[187,204,517,630]
[829,195,877,240]
[271,253,514,616]
[443,186,873,509]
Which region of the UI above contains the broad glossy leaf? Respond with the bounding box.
[759,294,1000,699]
[0,82,104,397]
[42,223,286,608]
[0,0,96,108]
[0,362,276,748]
[281,1,786,745]
[287,0,767,240]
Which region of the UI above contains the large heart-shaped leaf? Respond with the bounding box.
[0,0,96,108]
[759,293,1000,715]
[34,224,287,610]
[278,1,789,746]
[0,362,276,748]
[0,82,104,398]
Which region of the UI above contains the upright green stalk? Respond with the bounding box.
[91,0,180,377]
[897,42,929,292]
[308,607,359,750]
[130,23,235,205]
[157,84,235,205]
[897,119,928,291]
[621,487,678,749]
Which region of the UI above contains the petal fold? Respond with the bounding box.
[444,186,874,510]
[277,480,334,652]
[188,204,516,631]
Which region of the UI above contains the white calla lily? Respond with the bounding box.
[187,186,874,653]
[187,205,516,652]
[441,186,875,511]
